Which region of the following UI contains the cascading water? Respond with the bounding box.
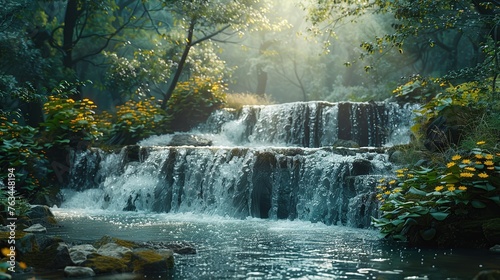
[61,101,415,228]
[55,101,500,279]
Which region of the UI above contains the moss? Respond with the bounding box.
[93,236,139,249]
[82,255,128,274]
[132,250,166,272]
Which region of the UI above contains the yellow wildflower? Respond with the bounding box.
[475,154,483,159]
[487,167,495,170]
[389,180,396,185]
[447,186,456,191]
[458,186,467,191]
[447,162,456,168]
[484,160,494,166]
[435,186,444,191]
[465,167,476,172]
[485,154,494,160]
[393,188,402,193]
[451,155,462,161]
[478,173,489,179]
[476,141,486,145]
[462,159,471,164]
[460,172,474,178]
[407,174,414,178]
[384,191,391,195]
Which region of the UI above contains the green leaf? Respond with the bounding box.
[409,187,427,196]
[487,196,500,206]
[430,212,449,221]
[472,184,495,191]
[471,200,487,208]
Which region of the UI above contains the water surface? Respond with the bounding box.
[42,209,500,279]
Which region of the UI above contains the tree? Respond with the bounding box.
[157,0,276,108]
[305,0,500,87]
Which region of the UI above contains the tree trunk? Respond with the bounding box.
[63,0,77,69]
[161,18,196,109]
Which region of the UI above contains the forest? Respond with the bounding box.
[1,0,500,254]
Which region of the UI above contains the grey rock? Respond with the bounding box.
[64,266,96,277]
[69,244,97,265]
[97,242,132,258]
[27,205,57,226]
[168,134,212,146]
[23,223,47,233]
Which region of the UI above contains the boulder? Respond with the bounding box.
[97,242,132,259]
[69,244,97,265]
[131,248,173,273]
[64,266,96,277]
[473,270,500,280]
[27,205,57,227]
[490,244,500,253]
[81,255,128,274]
[18,234,73,269]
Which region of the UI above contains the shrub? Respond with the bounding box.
[166,77,226,131]
[0,115,51,202]
[373,142,500,244]
[103,97,169,145]
[40,96,100,147]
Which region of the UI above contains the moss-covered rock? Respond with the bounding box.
[17,234,73,269]
[483,218,500,244]
[81,255,128,274]
[131,249,172,273]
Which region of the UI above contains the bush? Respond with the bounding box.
[103,97,169,145]
[40,96,100,147]
[373,142,500,245]
[166,77,226,131]
[0,115,51,202]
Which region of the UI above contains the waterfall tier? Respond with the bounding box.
[193,101,415,147]
[64,146,390,227]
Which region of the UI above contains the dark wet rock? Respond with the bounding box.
[333,139,359,148]
[26,205,58,227]
[64,266,96,277]
[350,159,372,176]
[130,248,174,273]
[82,255,128,274]
[18,234,73,269]
[23,223,46,233]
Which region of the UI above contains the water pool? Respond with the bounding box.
[24,209,498,279]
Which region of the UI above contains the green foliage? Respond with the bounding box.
[102,97,169,145]
[0,115,51,201]
[40,96,100,147]
[166,77,226,131]
[373,143,500,241]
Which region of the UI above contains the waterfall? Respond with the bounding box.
[61,101,416,228]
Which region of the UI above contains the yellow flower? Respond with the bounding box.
[484,160,494,166]
[447,162,456,168]
[485,154,494,160]
[452,155,462,161]
[407,174,414,178]
[487,167,495,170]
[384,191,391,195]
[389,180,396,185]
[465,167,476,172]
[476,141,486,145]
[447,186,456,191]
[396,169,404,173]
[462,159,471,164]
[393,188,402,193]
[458,186,467,191]
[478,173,489,178]
[435,186,444,191]
[475,154,483,159]
[460,172,474,178]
